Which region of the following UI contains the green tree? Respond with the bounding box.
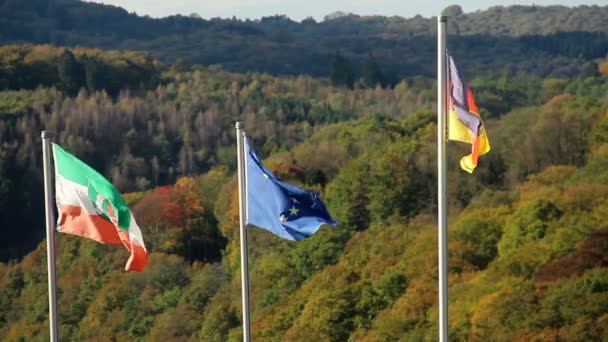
[498,199,561,256]
[82,55,104,93]
[442,4,464,17]
[362,52,385,88]
[56,49,84,95]
[330,51,354,89]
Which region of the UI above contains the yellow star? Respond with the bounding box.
[289,206,300,216]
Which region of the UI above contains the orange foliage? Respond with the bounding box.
[132,177,207,229]
[598,61,608,76]
[174,176,205,216]
[535,227,608,282]
[133,185,184,228]
[513,328,560,341]
[264,152,304,180]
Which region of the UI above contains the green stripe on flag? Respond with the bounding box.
[53,143,132,231]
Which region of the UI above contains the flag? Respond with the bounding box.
[447,55,491,173]
[53,144,148,271]
[244,137,336,240]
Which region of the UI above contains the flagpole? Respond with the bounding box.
[235,122,251,342]
[41,131,58,342]
[437,15,449,342]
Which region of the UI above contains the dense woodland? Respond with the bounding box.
[1,2,608,341]
[1,1,608,78]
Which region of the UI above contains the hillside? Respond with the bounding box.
[1,2,608,340]
[0,42,608,337]
[0,1,607,78]
[6,41,607,261]
[1,77,608,339]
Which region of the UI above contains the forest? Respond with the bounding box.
[1,2,608,341]
[1,0,607,78]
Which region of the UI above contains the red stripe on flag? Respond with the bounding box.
[58,205,148,271]
[57,205,122,245]
[119,230,148,272]
[466,88,480,116]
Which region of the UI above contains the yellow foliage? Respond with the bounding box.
[524,165,576,188]
[540,78,567,103]
[469,281,536,341]
[122,190,147,207]
[221,186,240,240]
[293,139,349,178]
[23,44,63,63]
[175,176,205,214]
[558,183,608,212]
[363,273,437,340]
[147,306,199,341]
[514,328,560,341]
[517,165,576,203]
[3,319,36,342]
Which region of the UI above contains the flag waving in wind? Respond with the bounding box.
[447,55,491,173]
[244,137,336,240]
[53,144,148,271]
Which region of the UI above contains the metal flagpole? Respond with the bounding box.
[437,15,449,342]
[235,122,251,342]
[41,131,58,342]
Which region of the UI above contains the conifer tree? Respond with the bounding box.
[57,49,84,95]
[362,52,385,88]
[330,51,354,89]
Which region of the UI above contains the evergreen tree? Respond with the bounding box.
[57,49,84,96]
[362,52,385,88]
[330,51,354,89]
[347,184,370,231]
[82,55,103,93]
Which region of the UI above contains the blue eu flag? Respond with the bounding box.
[245,137,337,240]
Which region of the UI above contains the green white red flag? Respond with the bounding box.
[53,143,148,271]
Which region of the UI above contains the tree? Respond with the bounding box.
[82,55,104,93]
[56,49,84,96]
[442,5,464,17]
[330,51,354,89]
[362,52,385,88]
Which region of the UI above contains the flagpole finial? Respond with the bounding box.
[235,121,244,129]
[438,15,447,22]
[41,131,56,139]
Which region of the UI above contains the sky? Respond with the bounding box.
[88,0,604,21]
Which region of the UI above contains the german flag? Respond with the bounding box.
[447,55,490,173]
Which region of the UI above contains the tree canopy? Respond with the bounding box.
[1,3,608,339]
